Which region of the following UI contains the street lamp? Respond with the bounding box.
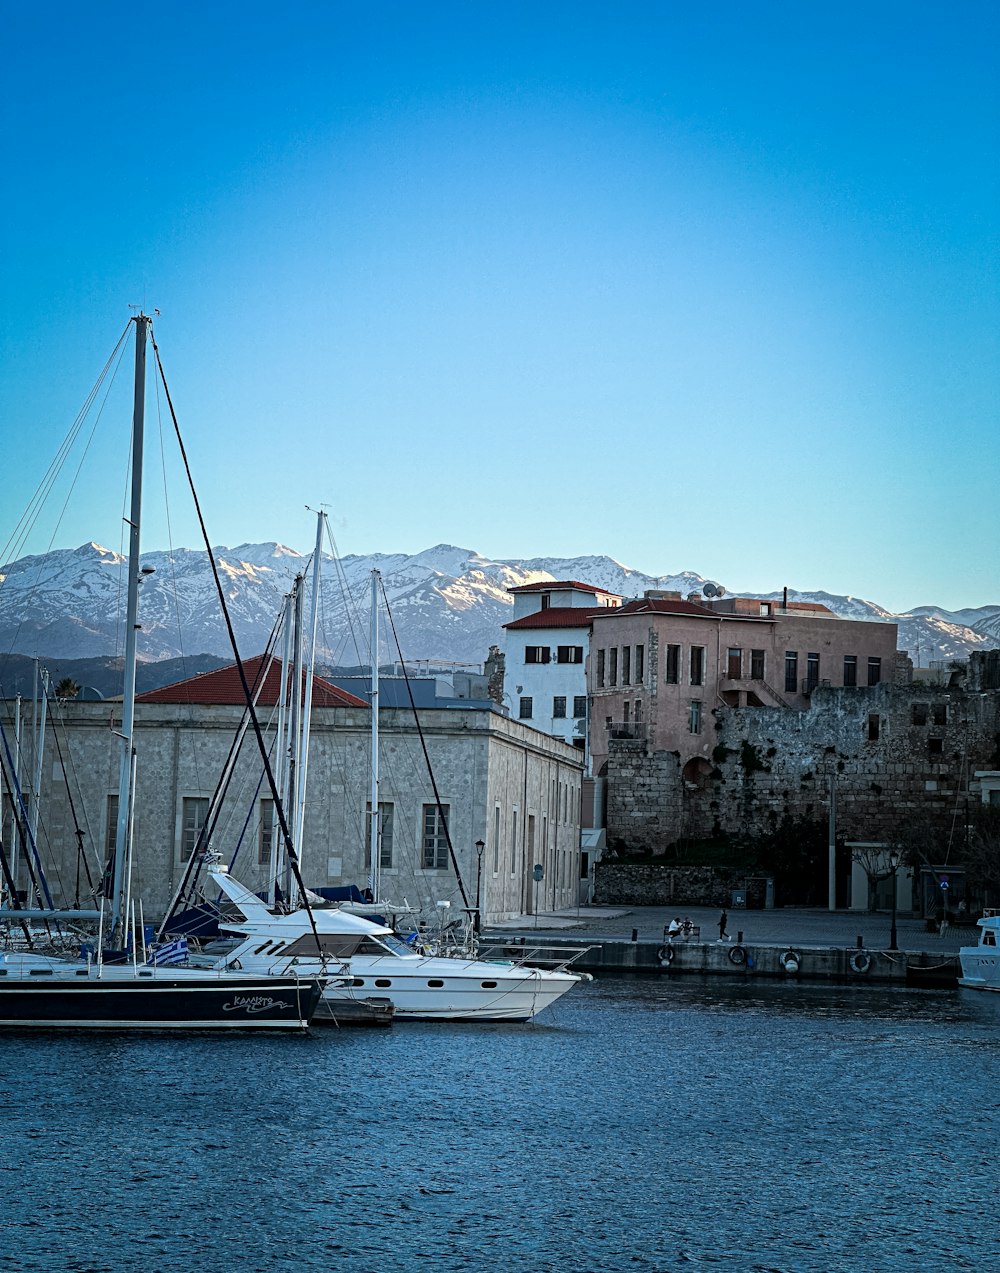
[888,847,901,952]
[474,839,486,934]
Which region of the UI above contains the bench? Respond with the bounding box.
[663,925,701,942]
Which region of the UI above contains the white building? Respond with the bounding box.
[503,580,621,765]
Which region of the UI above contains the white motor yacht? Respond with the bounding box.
[192,868,586,1022]
[958,909,1000,992]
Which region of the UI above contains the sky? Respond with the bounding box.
[1,2,997,614]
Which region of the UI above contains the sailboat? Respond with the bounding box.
[0,314,325,1031]
[175,551,586,1022]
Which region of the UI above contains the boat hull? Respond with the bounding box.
[0,968,323,1030]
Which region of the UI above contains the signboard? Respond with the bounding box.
[532,864,544,882]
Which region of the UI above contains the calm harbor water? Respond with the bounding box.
[4,975,999,1273]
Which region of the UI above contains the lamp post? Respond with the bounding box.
[888,848,900,952]
[474,839,486,934]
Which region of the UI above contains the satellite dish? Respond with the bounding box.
[716,584,726,597]
[703,582,718,598]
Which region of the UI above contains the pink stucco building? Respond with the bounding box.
[588,591,900,780]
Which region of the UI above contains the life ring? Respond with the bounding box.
[851,951,872,975]
[781,949,801,973]
[657,944,675,965]
[728,945,747,966]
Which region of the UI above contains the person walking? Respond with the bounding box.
[718,908,729,941]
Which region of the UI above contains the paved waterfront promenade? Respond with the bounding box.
[485,901,971,954]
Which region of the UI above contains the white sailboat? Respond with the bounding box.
[0,314,325,1031]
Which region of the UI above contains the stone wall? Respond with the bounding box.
[594,862,765,908]
[606,676,1000,852]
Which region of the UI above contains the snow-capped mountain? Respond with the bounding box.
[0,541,995,669]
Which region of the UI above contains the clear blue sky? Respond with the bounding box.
[1,2,997,613]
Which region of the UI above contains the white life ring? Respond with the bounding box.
[728,945,747,966]
[657,944,675,965]
[851,950,872,975]
[781,949,800,974]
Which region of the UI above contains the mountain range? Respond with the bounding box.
[1,542,997,681]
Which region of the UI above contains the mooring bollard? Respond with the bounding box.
[631,928,638,942]
[737,930,744,943]
[857,935,864,949]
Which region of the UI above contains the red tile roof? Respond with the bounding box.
[613,598,718,617]
[504,606,607,630]
[507,580,619,596]
[136,654,370,708]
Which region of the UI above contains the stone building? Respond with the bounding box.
[5,658,583,925]
[606,653,1000,863]
[589,590,901,781]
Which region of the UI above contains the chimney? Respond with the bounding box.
[783,586,788,610]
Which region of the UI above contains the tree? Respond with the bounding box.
[963,805,1000,906]
[54,678,80,701]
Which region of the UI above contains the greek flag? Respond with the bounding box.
[146,937,189,967]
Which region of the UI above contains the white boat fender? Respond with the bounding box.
[781,949,800,973]
[728,945,747,966]
[657,944,675,965]
[851,950,872,974]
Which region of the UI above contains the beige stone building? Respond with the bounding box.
[5,659,583,925]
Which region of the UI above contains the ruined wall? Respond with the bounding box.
[606,677,1000,851]
[594,862,751,907]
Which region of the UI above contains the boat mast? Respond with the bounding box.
[368,568,380,902]
[110,312,150,942]
[267,588,294,907]
[292,510,325,897]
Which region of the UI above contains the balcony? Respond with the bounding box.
[607,721,647,741]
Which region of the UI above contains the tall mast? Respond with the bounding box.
[110,313,150,941]
[292,510,325,895]
[267,588,294,907]
[283,575,305,903]
[368,568,380,902]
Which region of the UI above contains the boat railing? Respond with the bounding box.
[478,941,595,973]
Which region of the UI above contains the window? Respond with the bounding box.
[552,696,567,719]
[867,657,882,686]
[635,645,644,683]
[573,695,587,719]
[540,593,551,610]
[785,652,798,693]
[493,806,500,873]
[932,703,948,726]
[867,714,880,742]
[689,701,702,734]
[690,646,705,686]
[622,646,631,685]
[806,653,820,690]
[928,737,944,757]
[634,698,643,723]
[422,803,450,870]
[623,701,630,724]
[759,602,772,616]
[519,696,533,719]
[525,645,550,664]
[364,801,394,869]
[596,649,605,687]
[510,809,518,876]
[181,796,209,862]
[727,647,742,680]
[665,644,680,684]
[751,649,765,680]
[258,797,275,865]
[843,655,857,687]
[609,648,618,686]
[557,645,583,664]
[912,702,928,726]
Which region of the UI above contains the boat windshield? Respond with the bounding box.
[379,933,417,957]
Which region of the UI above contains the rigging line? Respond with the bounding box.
[1,333,132,664]
[149,332,323,951]
[323,520,367,667]
[159,620,283,933]
[380,577,471,910]
[42,684,99,905]
[0,324,131,569]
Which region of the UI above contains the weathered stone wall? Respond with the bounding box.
[606,677,1000,851]
[594,862,765,908]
